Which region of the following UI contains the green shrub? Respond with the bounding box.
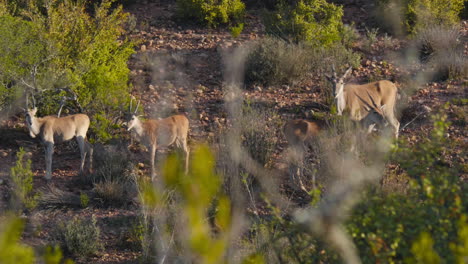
[230,22,244,38]
[376,0,464,34]
[10,147,38,210]
[176,0,245,27]
[56,215,103,258]
[0,216,35,264]
[80,193,89,208]
[340,23,360,48]
[89,111,123,144]
[263,0,344,46]
[347,107,467,263]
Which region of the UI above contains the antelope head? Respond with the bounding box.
[125,97,141,131]
[325,65,352,115]
[325,65,352,99]
[24,93,39,138]
[355,91,389,131]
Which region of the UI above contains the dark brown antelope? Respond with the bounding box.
[125,98,190,179]
[325,66,400,138]
[283,100,387,191]
[283,119,324,191]
[23,94,93,180]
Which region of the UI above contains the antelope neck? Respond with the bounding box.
[335,84,346,115]
[28,116,42,136]
[131,118,144,136]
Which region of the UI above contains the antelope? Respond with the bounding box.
[283,119,324,191]
[283,102,387,191]
[325,66,400,138]
[23,94,93,180]
[125,99,190,179]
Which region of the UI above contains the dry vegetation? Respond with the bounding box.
[0,0,467,263]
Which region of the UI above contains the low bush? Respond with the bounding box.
[376,0,465,35]
[176,0,245,27]
[263,0,344,46]
[55,215,103,259]
[91,144,136,205]
[245,37,360,87]
[416,25,467,81]
[10,147,38,210]
[245,37,312,86]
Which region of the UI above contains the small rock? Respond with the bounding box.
[254,86,262,92]
[138,163,145,168]
[148,84,155,91]
[0,151,7,157]
[0,179,4,185]
[422,105,432,113]
[140,45,147,52]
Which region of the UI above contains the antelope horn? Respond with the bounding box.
[134,100,140,114]
[129,97,133,113]
[343,67,353,79]
[354,92,376,113]
[366,91,381,112]
[26,93,29,109]
[332,64,337,78]
[31,93,36,108]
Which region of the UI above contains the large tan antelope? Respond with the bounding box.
[23,94,93,180]
[325,66,400,138]
[125,99,190,179]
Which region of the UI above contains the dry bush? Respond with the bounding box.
[416,25,467,81]
[38,186,82,209]
[240,102,281,168]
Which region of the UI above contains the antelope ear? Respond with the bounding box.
[380,105,386,111]
[31,107,37,115]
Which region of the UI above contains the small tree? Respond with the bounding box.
[0,15,46,112]
[10,147,38,210]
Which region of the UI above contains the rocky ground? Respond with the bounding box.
[0,0,466,263]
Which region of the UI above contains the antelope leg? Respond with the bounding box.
[44,141,54,180]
